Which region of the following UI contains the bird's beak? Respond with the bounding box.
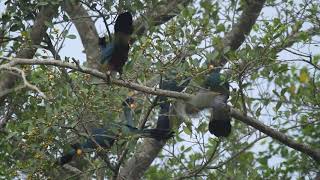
[76,149,82,155]
[130,103,136,109]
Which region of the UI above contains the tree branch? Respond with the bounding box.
[230,108,320,163]
[133,0,192,38]
[177,140,221,180]
[118,0,267,178]
[0,58,192,100]
[63,0,191,70]
[273,25,320,52]
[0,56,319,168]
[0,5,58,103]
[208,135,267,170]
[0,66,46,99]
[117,138,166,180]
[214,0,266,66]
[63,1,100,69]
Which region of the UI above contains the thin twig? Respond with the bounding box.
[0,66,46,99]
[1,57,320,162]
[139,96,160,129]
[176,140,221,180]
[208,136,266,169]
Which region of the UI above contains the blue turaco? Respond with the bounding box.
[58,97,173,165]
[204,70,231,137]
[99,12,133,76]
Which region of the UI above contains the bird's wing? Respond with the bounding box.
[100,43,114,64]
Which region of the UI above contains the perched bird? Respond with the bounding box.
[99,12,133,76]
[204,69,230,95]
[160,71,231,137]
[58,97,173,165]
[58,128,115,166]
[156,76,191,131]
[117,97,174,140]
[204,70,231,137]
[158,72,191,105]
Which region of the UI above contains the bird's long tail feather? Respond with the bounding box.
[125,125,174,140]
[140,128,174,140]
[208,118,231,137]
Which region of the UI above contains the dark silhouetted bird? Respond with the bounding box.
[204,70,231,137]
[99,12,133,76]
[118,97,174,140]
[58,97,173,165]
[156,76,191,132]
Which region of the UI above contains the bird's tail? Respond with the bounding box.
[125,125,174,140]
[140,128,174,140]
[114,12,133,35]
[208,118,231,137]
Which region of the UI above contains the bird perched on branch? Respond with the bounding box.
[204,70,231,137]
[168,69,231,138]
[58,97,173,165]
[156,76,191,131]
[99,12,133,78]
[118,97,174,139]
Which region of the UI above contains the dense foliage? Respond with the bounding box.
[0,0,319,179]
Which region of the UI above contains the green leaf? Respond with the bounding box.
[63,14,69,21]
[67,34,77,39]
[216,24,225,32]
[44,21,53,28]
[256,107,262,117]
[275,101,282,112]
[9,24,20,32]
[183,126,192,136]
[38,1,49,6]
[5,132,18,141]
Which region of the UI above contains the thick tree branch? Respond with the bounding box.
[117,139,166,180]
[214,0,266,66]
[120,1,266,178]
[3,57,319,166]
[133,0,192,38]
[0,58,192,100]
[230,108,320,163]
[63,1,100,69]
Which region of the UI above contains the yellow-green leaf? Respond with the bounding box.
[299,70,309,83]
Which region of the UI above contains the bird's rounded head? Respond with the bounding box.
[122,97,135,108]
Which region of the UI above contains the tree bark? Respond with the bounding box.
[230,108,320,163]
[118,0,266,178]
[2,57,319,167]
[0,5,58,103]
[63,1,100,69]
